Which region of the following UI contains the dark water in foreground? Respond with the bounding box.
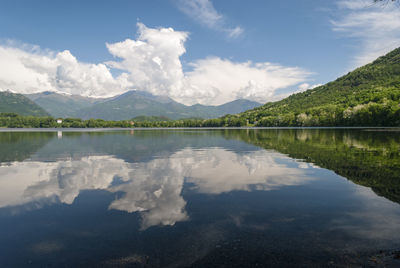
[0,129,400,267]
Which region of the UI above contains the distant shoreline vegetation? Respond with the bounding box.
[1,111,399,128]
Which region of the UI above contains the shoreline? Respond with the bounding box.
[0,126,400,132]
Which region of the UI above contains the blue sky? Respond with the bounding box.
[0,0,399,105]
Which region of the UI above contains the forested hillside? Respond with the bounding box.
[236,47,400,126]
[0,91,49,117]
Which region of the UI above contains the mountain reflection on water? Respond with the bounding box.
[0,129,399,267]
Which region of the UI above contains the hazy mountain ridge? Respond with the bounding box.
[0,91,49,117]
[25,91,109,118]
[25,90,261,120]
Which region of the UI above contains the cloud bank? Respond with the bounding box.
[0,43,129,98]
[333,0,400,67]
[0,23,310,105]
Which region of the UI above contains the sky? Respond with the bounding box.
[0,0,399,105]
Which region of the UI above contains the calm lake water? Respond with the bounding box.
[0,129,400,267]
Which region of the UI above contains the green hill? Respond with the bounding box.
[0,91,49,117]
[236,47,400,127]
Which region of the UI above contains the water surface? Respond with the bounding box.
[0,129,399,267]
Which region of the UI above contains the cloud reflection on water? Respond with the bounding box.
[0,148,314,229]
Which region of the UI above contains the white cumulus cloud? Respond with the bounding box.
[0,23,311,105]
[333,0,400,67]
[183,58,311,105]
[106,23,188,100]
[0,42,129,97]
[0,45,54,94]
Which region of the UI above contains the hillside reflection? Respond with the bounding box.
[223,129,400,203]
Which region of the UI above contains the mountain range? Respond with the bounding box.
[24,90,261,120]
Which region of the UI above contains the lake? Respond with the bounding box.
[0,128,400,267]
